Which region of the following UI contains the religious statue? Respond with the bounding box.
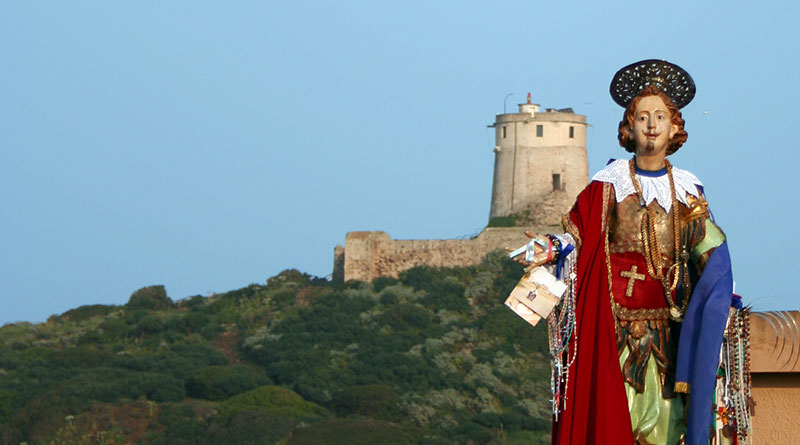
[509,60,752,445]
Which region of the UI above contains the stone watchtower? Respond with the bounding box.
[333,94,590,282]
[489,94,589,229]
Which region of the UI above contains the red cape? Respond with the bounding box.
[552,181,634,444]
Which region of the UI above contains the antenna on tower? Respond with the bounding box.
[503,93,513,114]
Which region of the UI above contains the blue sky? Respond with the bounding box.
[2,1,797,325]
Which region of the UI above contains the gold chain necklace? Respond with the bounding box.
[628,158,685,320]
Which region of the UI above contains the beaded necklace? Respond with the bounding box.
[628,158,686,320]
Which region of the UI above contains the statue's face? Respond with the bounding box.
[630,95,678,160]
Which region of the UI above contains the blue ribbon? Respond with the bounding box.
[555,243,575,280]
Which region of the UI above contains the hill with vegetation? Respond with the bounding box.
[0,250,553,444]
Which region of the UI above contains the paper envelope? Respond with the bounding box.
[504,267,566,327]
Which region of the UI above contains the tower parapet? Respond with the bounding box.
[489,93,589,227]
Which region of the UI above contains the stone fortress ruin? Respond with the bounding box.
[332,94,589,282]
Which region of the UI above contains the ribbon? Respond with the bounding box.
[556,243,575,280]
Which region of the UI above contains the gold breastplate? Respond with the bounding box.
[608,194,686,261]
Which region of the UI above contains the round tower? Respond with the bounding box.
[489,93,589,228]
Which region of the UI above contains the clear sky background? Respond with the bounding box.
[2,1,798,325]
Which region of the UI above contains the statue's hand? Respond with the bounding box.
[506,231,552,271]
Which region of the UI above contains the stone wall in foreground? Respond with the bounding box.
[333,225,560,283]
[749,310,800,443]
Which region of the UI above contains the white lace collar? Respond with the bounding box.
[592,159,702,213]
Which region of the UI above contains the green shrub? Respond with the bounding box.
[2,388,71,443]
[150,418,205,445]
[381,303,433,333]
[185,294,206,309]
[288,418,426,445]
[487,215,517,227]
[505,430,551,444]
[0,360,74,419]
[112,344,229,379]
[330,384,400,419]
[449,421,491,443]
[221,283,265,301]
[219,386,328,420]
[372,276,399,292]
[182,312,210,331]
[56,368,186,403]
[76,329,105,345]
[479,307,548,354]
[164,312,208,334]
[155,402,197,425]
[47,346,113,368]
[487,211,533,227]
[398,266,439,293]
[3,368,186,442]
[499,411,524,432]
[399,268,470,312]
[266,269,312,290]
[0,346,51,370]
[59,304,117,322]
[94,317,127,342]
[148,376,187,402]
[186,365,272,401]
[144,403,302,445]
[0,388,15,419]
[127,285,172,310]
[205,410,298,445]
[420,285,469,313]
[270,289,295,310]
[200,323,224,340]
[133,315,166,335]
[473,411,501,428]
[379,291,398,305]
[487,250,526,303]
[522,413,551,432]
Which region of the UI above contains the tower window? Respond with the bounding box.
[502,126,507,139]
[553,173,562,191]
[536,125,543,137]
[569,126,574,138]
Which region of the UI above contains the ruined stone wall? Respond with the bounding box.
[334,225,560,282]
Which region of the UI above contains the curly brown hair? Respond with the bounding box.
[617,85,688,155]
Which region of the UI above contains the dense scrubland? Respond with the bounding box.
[0,250,553,444]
